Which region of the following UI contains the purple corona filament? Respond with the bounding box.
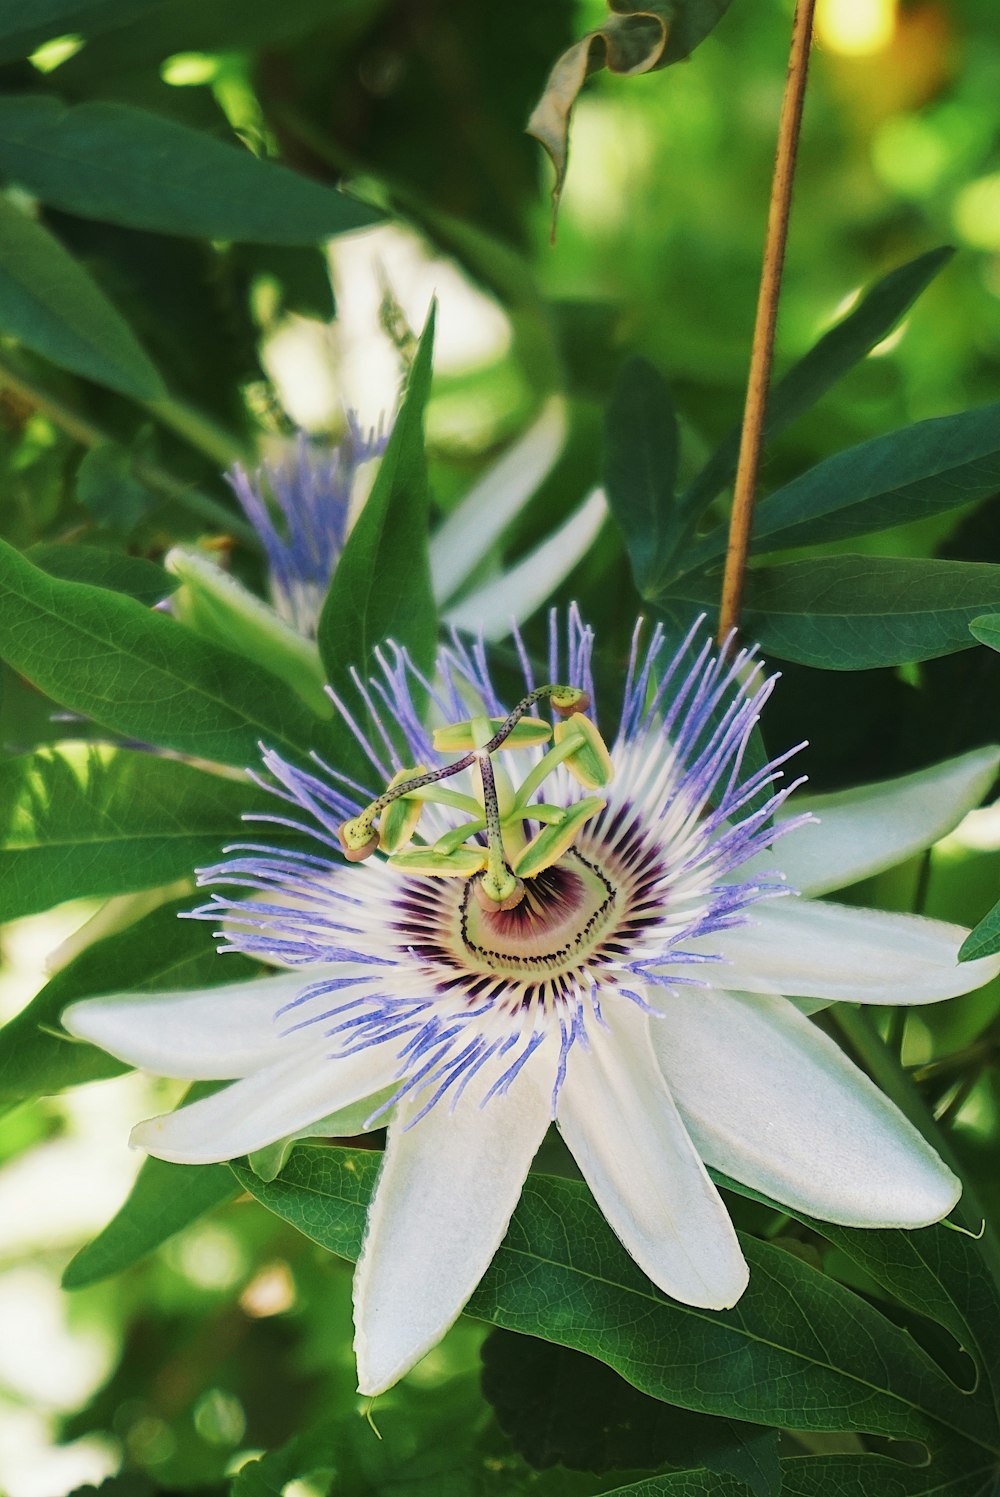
[226,416,388,637]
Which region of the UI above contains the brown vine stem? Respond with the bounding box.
[717,0,817,648]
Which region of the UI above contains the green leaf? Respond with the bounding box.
[0,894,255,1105]
[969,614,1000,653]
[482,1330,780,1493]
[317,309,437,693]
[603,1453,994,1496]
[75,443,159,532]
[25,544,175,605]
[0,193,165,399]
[682,248,955,514]
[959,897,1000,962]
[232,1149,994,1450]
[0,96,381,245]
[0,745,275,921]
[662,0,737,64]
[670,556,1000,669]
[713,1171,1000,1436]
[62,1152,237,1290]
[165,547,331,719]
[0,537,339,767]
[686,402,1000,567]
[231,1423,338,1497]
[527,0,732,233]
[604,357,681,592]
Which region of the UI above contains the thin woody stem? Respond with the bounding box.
[717,0,817,647]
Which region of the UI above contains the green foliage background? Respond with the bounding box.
[2,0,1000,1494]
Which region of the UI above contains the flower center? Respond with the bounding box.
[459,851,617,977]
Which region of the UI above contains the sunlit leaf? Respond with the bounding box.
[527,2,671,235]
[0,745,274,921]
[0,537,339,767]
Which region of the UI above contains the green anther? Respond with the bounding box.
[434,818,487,854]
[378,765,427,853]
[554,713,616,789]
[513,796,607,880]
[503,801,565,826]
[337,680,593,873]
[433,717,552,752]
[389,846,488,877]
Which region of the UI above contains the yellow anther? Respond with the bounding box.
[433,716,552,753]
[513,796,606,879]
[389,845,488,877]
[378,765,427,853]
[554,713,615,789]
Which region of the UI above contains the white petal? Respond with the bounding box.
[774,746,1000,897]
[445,488,608,641]
[131,1042,394,1164]
[556,1000,748,1310]
[430,396,567,602]
[654,987,959,1227]
[700,897,1000,1006]
[62,968,349,1079]
[353,1051,554,1396]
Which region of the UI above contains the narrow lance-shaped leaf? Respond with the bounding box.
[0,746,281,922]
[681,247,956,516]
[958,901,1000,963]
[232,1149,994,1450]
[669,555,1000,670]
[0,96,382,245]
[0,537,341,769]
[62,1150,237,1291]
[318,307,438,694]
[0,193,165,399]
[684,401,1000,567]
[604,356,680,592]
